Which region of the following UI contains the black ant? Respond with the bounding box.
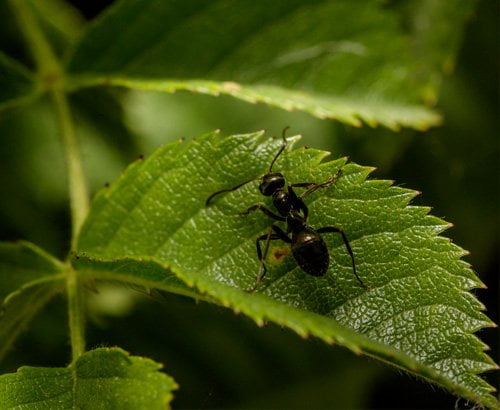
[206,128,365,291]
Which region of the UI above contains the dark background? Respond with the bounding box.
[0,0,497,408]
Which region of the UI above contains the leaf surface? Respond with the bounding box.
[0,241,65,360]
[66,0,444,130]
[0,347,178,409]
[76,131,498,408]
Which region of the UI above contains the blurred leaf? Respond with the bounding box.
[392,0,476,103]
[70,88,140,161]
[0,52,37,110]
[74,257,205,302]
[71,79,440,131]
[0,347,178,409]
[76,131,498,408]
[0,241,65,360]
[27,0,85,57]
[66,0,443,130]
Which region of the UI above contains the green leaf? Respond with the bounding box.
[73,256,210,303]
[0,347,178,409]
[66,0,442,130]
[0,241,65,360]
[27,0,85,55]
[0,52,37,110]
[394,0,476,104]
[76,131,498,408]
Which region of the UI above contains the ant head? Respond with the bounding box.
[259,173,285,196]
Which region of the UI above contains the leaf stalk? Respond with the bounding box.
[9,0,88,360]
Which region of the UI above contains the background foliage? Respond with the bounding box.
[0,0,497,409]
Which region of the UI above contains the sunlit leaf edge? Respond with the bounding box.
[67,76,441,131]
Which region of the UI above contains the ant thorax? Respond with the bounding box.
[272,189,291,216]
[286,211,307,233]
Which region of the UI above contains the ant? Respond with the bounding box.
[206,128,366,291]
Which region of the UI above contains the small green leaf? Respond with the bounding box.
[0,281,63,361]
[66,0,443,130]
[0,242,65,359]
[0,52,37,110]
[0,241,65,360]
[0,347,178,409]
[73,256,210,302]
[0,241,64,297]
[76,131,498,408]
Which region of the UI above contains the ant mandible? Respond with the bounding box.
[206,128,366,291]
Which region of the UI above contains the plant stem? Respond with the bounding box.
[51,89,90,247]
[9,0,88,361]
[66,264,85,362]
[66,264,86,358]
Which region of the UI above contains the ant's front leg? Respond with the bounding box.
[300,169,343,200]
[239,204,285,221]
[289,182,316,189]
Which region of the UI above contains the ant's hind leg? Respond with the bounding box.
[249,224,291,292]
[249,229,281,292]
[317,226,366,288]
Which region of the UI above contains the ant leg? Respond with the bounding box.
[300,169,343,200]
[289,182,315,188]
[270,224,292,243]
[317,226,366,288]
[287,186,309,220]
[250,228,282,292]
[239,204,285,221]
[205,178,256,206]
[250,224,291,292]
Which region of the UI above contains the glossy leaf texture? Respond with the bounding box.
[76,131,498,408]
[0,347,178,409]
[65,0,445,130]
[0,241,65,361]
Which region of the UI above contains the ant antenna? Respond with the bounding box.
[205,177,256,206]
[268,126,290,173]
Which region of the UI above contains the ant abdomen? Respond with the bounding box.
[291,229,329,277]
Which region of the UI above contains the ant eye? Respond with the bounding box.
[259,173,285,196]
